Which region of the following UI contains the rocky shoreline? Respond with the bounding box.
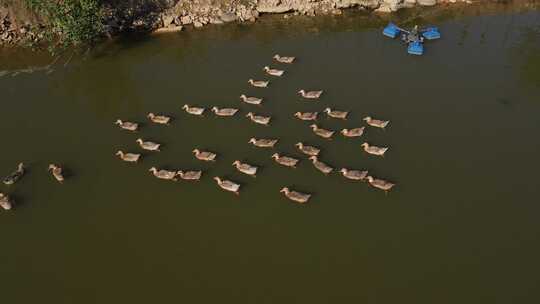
[0,0,537,47]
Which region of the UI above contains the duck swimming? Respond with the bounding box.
[248,79,269,88]
[341,127,365,138]
[147,113,171,125]
[177,170,202,181]
[246,112,271,126]
[323,108,348,119]
[308,156,333,175]
[298,89,323,99]
[193,149,217,161]
[294,111,318,121]
[116,151,141,162]
[213,177,241,195]
[273,54,295,64]
[363,116,390,129]
[136,138,161,151]
[0,193,13,210]
[240,94,263,105]
[248,138,278,148]
[115,119,138,131]
[232,161,258,177]
[366,176,395,194]
[149,167,178,181]
[263,66,285,77]
[271,153,299,168]
[3,163,24,185]
[295,142,320,156]
[211,106,239,117]
[182,104,205,116]
[48,164,65,183]
[361,142,388,157]
[340,168,368,181]
[280,187,311,204]
[309,124,334,139]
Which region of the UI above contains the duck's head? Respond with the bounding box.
[271,153,279,159]
[324,108,331,113]
[294,112,301,117]
[279,187,289,193]
[273,54,280,59]
[48,164,57,170]
[263,66,269,71]
[298,89,305,94]
[192,149,199,154]
[211,107,218,112]
[18,163,24,170]
[115,119,122,125]
[248,79,253,83]
[240,94,246,99]
[295,142,302,148]
[248,138,256,144]
[115,150,123,156]
[363,116,371,121]
[341,129,348,134]
[361,143,368,148]
[136,138,143,144]
[366,176,374,182]
[340,168,348,174]
[308,156,317,162]
[182,104,188,110]
[246,112,253,118]
[309,124,317,129]
[213,176,221,183]
[147,113,155,118]
[232,160,240,166]
[148,167,157,172]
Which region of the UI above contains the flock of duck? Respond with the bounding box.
[0,53,395,210]
[113,53,395,204]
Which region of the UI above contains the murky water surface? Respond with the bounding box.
[1,7,539,304]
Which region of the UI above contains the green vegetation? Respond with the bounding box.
[25,0,105,49]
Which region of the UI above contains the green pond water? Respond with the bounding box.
[0,8,539,304]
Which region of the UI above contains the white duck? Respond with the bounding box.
[273,54,295,64]
[240,94,263,105]
[193,149,217,161]
[149,167,177,181]
[361,142,388,157]
[248,138,278,148]
[136,138,161,151]
[341,127,365,138]
[182,104,205,116]
[263,66,285,77]
[295,142,320,156]
[294,111,318,121]
[340,168,368,181]
[0,193,13,210]
[213,177,241,195]
[116,151,141,162]
[308,156,333,175]
[232,160,258,177]
[248,79,269,88]
[309,124,334,139]
[271,153,299,168]
[280,187,311,204]
[115,119,138,131]
[211,106,239,117]
[48,164,65,183]
[366,176,395,193]
[147,113,171,125]
[363,116,390,129]
[177,170,202,181]
[246,112,271,126]
[298,89,323,99]
[323,108,348,119]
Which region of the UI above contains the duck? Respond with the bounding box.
[271,153,299,168]
[213,177,240,195]
[294,111,318,121]
[149,167,178,181]
[177,170,202,181]
[248,79,269,88]
[248,138,278,148]
[136,138,161,151]
[366,176,395,193]
[295,142,320,156]
[273,54,295,64]
[323,108,348,119]
[0,193,13,210]
[115,119,138,131]
[240,94,263,105]
[361,142,388,157]
[363,116,390,129]
[182,104,205,116]
[211,106,239,117]
[263,66,285,77]
[232,160,258,177]
[341,127,365,138]
[309,124,334,139]
[246,112,271,126]
[340,168,368,181]
[147,113,171,125]
[280,187,311,204]
[193,149,217,161]
[48,164,65,183]
[3,163,24,185]
[298,89,323,99]
[115,150,141,162]
[308,156,333,175]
